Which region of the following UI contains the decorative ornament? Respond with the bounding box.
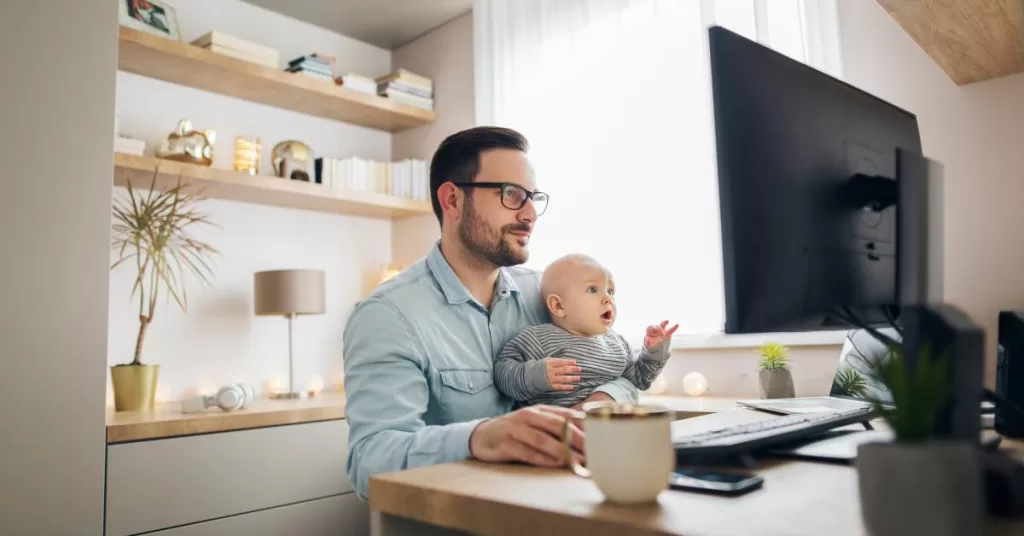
[155,119,216,166]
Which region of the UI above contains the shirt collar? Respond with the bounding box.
[426,242,521,306]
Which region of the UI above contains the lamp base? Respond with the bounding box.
[269,390,317,400]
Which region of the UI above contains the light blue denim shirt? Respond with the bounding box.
[342,242,639,499]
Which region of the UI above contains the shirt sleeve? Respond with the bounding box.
[493,328,549,401]
[342,296,485,500]
[618,335,671,391]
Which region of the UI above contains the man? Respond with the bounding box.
[342,126,638,500]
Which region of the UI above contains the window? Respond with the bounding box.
[475,0,842,346]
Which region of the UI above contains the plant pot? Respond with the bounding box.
[758,369,794,398]
[856,440,986,536]
[110,364,160,412]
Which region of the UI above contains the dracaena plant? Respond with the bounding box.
[111,169,219,365]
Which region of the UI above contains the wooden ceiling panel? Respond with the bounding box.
[876,0,1024,85]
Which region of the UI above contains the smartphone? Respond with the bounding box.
[668,469,764,496]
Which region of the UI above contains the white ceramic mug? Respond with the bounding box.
[562,401,676,504]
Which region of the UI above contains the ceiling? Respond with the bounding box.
[876,0,1024,85]
[242,0,474,50]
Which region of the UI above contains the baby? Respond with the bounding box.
[494,253,678,408]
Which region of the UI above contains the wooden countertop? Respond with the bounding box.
[105,391,345,443]
[369,408,1024,536]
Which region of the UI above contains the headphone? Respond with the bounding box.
[181,383,256,414]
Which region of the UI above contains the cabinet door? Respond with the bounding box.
[106,419,349,536]
[148,494,369,536]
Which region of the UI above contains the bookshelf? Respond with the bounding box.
[116,26,436,133]
[113,153,433,221]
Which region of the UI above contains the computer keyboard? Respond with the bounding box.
[673,407,876,462]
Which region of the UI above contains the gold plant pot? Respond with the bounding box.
[110,364,160,412]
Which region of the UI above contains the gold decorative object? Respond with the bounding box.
[110,363,160,411]
[271,140,315,182]
[155,119,216,166]
[109,168,220,411]
[233,135,262,175]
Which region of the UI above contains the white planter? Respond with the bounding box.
[856,441,986,536]
[758,369,794,398]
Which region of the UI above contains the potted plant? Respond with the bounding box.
[834,366,869,398]
[109,169,219,411]
[855,345,986,536]
[757,342,795,398]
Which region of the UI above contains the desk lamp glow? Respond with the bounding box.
[254,269,325,399]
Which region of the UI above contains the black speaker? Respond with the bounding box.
[995,311,1024,438]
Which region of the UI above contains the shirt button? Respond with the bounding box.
[468,382,475,390]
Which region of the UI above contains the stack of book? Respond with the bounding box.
[285,53,334,82]
[316,156,429,201]
[339,73,377,95]
[191,31,279,68]
[376,69,434,110]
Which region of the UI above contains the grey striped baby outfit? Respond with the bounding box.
[493,323,670,407]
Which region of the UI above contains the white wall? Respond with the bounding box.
[390,13,476,267]
[111,0,395,400]
[0,0,116,532]
[838,1,1024,386]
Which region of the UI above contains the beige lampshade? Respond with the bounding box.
[254,269,326,316]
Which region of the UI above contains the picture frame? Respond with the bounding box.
[118,0,181,41]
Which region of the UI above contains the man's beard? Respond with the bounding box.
[458,199,529,268]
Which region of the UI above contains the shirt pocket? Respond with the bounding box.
[437,369,498,424]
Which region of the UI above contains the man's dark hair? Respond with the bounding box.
[429,126,529,225]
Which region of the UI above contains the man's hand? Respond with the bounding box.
[545,358,581,391]
[644,320,679,350]
[469,405,585,468]
[571,391,613,410]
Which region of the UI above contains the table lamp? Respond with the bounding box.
[254,269,326,399]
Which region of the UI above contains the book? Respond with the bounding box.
[380,88,434,110]
[191,31,279,65]
[376,68,433,92]
[204,43,278,68]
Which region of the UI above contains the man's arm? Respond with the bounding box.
[342,297,484,500]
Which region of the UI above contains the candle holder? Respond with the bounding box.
[233,135,262,175]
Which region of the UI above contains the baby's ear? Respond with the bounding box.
[546,294,565,318]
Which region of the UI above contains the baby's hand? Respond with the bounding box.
[545,358,581,392]
[645,320,680,350]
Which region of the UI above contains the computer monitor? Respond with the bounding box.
[996,311,1024,437]
[707,25,981,443]
[707,25,935,335]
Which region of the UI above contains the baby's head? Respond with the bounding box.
[541,253,616,337]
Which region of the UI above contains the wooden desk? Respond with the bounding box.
[368,407,1024,536]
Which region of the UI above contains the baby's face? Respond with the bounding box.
[555,264,616,336]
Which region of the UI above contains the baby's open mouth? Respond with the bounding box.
[601,310,613,321]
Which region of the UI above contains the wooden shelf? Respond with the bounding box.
[106,391,346,443]
[113,153,433,220]
[116,26,436,132]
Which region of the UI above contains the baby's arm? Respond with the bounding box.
[618,336,671,391]
[493,328,560,401]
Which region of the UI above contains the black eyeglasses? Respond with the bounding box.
[453,182,549,216]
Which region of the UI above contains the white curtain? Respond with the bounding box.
[475,0,842,343]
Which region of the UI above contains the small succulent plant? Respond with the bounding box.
[758,342,790,371]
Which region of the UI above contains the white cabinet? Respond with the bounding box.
[146,495,369,535]
[105,419,367,536]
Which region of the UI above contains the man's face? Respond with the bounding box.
[458,149,538,267]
